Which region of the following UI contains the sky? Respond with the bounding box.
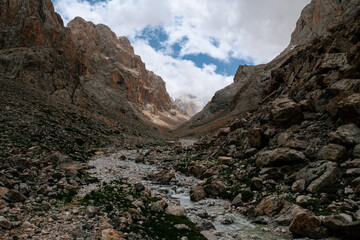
[53,0,310,104]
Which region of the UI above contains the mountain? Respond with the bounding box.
[174,94,205,117]
[172,0,360,137]
[167,0,360,238]
[0,0,188,131]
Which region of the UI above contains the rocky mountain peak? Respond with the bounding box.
[288,0,360,48]
[174,94,205,117]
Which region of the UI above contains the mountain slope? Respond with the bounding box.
[172,0,360,137]
[0,0,188,131]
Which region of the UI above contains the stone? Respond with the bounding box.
[330,124,360,147]
[328,79,360,94]
[150,200,166,212]
[307,162,342,193]
[250,177,263,190]
[324,215,360,240]
[317,144,347,161]
[218,156,233,166]
[165,205,186,216]
[338,93,360,124]
[255,194,284,216]
[274,202,304,225]
[346,168,360,176]
[256,148,307,167]
[354,145,360,158]
[101,229,125,240]
[0,187,9,197]
[147,169,175,184]
[220,215,234,225]
[3,189,26,203]
[203,180,226,197]
[291,179,306,192]
[174,224,190,230]
[341,159,360,168]
[289,210,328,239]
[270,97,302,126]
[231,193,243,207]
[134,155,144,163]
[249,128,267,148]
[190,185,206,201]
[174,142,182,154]
[0,216,12,230]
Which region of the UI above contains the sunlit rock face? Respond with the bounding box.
[0,0,188,129]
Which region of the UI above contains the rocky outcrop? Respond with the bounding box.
[167,1,360,239]
[0,0,188,130]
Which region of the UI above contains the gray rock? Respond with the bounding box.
[317,144,347,161]
[231,193,243,207]
[220,215,234,225]
[330,124,360,146]
[291,179,306,193]
[270,97,302,126]
[190,185,206,201]
[251,177,263,190]
[307,162,342,193]
[346,168,360,176]
[165,205,186,216]
[147,169,175,184]
[4,189,26,203]
[0,216,12,230]
[354,144,360,158]
[256,148,307,167]
[218,156,233,166]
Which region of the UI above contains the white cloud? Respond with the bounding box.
[132,39,233,103]
[53,0,310,102]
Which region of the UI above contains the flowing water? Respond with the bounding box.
[82,149,291,240]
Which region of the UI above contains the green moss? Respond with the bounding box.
[55,189,78,203]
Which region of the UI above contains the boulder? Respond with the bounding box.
[274,202,304,225]
[3,189,26,203]
[289,210,328,239]
[330,124,360,147]
[328,79,360,94]
[270,97,302,126]
[147,169,175,184]
[218,156,233,166]
[354,144,360,158]
[0,216,12,230]
[307,162,342,193]
[203,181,226,197]
[249,128,267,148]
[190,185,206,201]
[291,179,306,192]
[231,193,243,207]
[250,177,263,190]
[101,229,125,240]
[317,143,347,161]
[256,148,307,167]
[165,205,186,216]
[255,194,284,216]
[324,215,360,240]
[150,200,166,212]
[135,155,144,163]
[338,93,360,124]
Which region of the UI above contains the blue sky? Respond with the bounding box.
[53,0,310,104]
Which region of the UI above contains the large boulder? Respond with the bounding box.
[330,124,360,147]
[317,143,347,161]
[256,148,307,167]
[289,210,328,239]
[255,194,284,216]
[147,170,175,184]
[165,205,186,216]
[338,93,360,125]
[306,162,342,193]
[270,97,302,127]
[190,185,206,201]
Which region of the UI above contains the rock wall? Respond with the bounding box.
[173,0,360,137]
[0,0,188,129]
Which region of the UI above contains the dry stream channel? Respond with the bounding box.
[80,146,292,240]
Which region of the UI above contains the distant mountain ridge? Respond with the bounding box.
[174,94,205,117]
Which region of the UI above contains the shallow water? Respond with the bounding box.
[85,149,291,240]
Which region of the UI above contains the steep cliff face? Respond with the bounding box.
[0,0,188,130]
[173,0,360,137]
